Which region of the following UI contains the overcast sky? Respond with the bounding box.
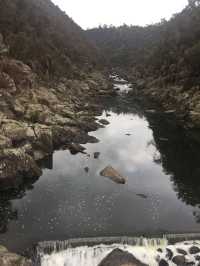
[52,0,188,29]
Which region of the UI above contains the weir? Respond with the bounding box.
[35,234,200,266]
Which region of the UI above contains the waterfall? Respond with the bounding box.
[35,234,200,266]
[35,236,168,266]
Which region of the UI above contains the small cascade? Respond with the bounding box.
[35,235,200,266]
[35,236,168,266]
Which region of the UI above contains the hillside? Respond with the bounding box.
[87,0,200,88]
[0,0,113,186]
[0,0,99,78]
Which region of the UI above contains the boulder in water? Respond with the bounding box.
[172,255,185,265]
[100,166,126,184]
[98,248,147,266]
[189,246,200,254]
[99,119,110,125]
[94,152,100,159]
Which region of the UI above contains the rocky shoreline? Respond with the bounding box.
[0,246,31,266]
[0,55,115,189]
[122,72,200,140]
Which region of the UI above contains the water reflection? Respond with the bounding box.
[1,86,200,253]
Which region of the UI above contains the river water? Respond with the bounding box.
[1,76,200,261]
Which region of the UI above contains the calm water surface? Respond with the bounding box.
[1,78,200,253]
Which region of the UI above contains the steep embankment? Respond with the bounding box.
[0,0,99,77]
[87,1,200,130]
[0,0,114,188]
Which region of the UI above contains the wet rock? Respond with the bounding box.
[51,126,74,147]
[99,119,110,125]
[0,245,31,266]
[186,262,195,265]
[0,148,42,181]
[159,259,169,266]
[157,248,163,253]
[68,143,86,155]
[195,255,200,261]
[84,167,89,173]
[166,248,173,260]
[126,133,131,136]
[189,246,200,254]
[33,124,53,154]
[177,248,187,255]
[136,193,148,199]
[94,152,100,159]
[100,166,126,184]
[98,248,147,266]
[172,255,186,265]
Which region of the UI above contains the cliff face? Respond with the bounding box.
[0,0,99,78]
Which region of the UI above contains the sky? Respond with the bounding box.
[52,0,188,29]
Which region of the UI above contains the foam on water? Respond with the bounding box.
[36,235,200,266]
[39,244,160,266]
[37,237,168,266]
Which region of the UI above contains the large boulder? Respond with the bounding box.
[98,248,147,266]
[100,166,127,184]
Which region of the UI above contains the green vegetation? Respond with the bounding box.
[0,0,99,78]
[87,0,200,87]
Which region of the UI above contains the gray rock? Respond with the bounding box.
[94,152,100,159]
[100,166,126,184]
[99,119,110,125]
[84,167,89,173]
[166,248,173,260]
[98,248,147,266]
[189,246,200,254]
[159,259,169,266]
[172,255,185,265]
[68,143,86,154]
[177,248,187,256]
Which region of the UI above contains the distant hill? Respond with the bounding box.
[0,0,99,78]
[87,1,200,87]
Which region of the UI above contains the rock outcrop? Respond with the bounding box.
[0,246,31,266]
[0,42,113,188]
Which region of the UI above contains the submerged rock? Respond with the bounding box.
[98,248,147,266]
[94,152,100,159]
[100,166,126,184]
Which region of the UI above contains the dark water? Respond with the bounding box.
[1,78,200,254]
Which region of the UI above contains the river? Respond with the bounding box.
[1,75,200,264]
